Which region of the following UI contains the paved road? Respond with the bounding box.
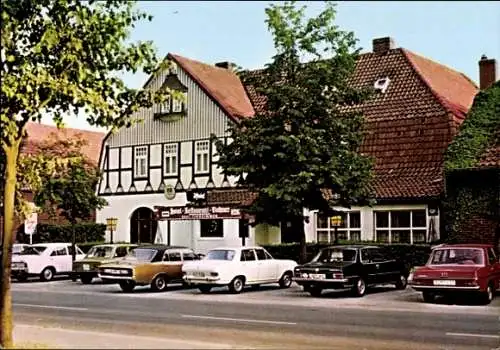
[12,280,500,349]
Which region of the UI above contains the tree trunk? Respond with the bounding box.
[297,217,307,264]
[0,143,20,348]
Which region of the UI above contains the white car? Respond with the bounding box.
[182,246,298,294]
[11,243,85,282]
[13,243,29,255]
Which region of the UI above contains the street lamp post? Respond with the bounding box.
[330,215,342,244]
[106,217,118,244]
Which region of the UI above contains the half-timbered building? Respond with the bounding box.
[96,55,256,252]
[97,37,480,250]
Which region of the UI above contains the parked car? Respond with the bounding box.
[182,246,297,294]
[11,243,86,282]
[98,245,200,292]
[72,243,138,284]
[13,243,29,255]
[293,245,409,297]
[408,244,500,304]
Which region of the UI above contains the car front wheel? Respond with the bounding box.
[229,276,245,294]
[422,291,435,303]
[395,274,408,290]
[198,285,212,294]
[80,275,93,284]
[119,280,136,293]
[40,267,55,282]
[279,272,293,289]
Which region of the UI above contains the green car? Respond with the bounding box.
[73,243,138,284]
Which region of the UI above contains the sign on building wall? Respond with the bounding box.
[155,206,242,220]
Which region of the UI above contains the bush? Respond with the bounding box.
[28,223,106,244]
[261,241,432,269]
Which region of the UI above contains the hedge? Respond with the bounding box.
[26,223,106,244]
[261,242,432,269]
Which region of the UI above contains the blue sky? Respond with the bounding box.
[43,1,500,131]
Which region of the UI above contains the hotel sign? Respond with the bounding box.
[155,206,242,220]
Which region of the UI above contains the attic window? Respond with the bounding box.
[374,77,390,93]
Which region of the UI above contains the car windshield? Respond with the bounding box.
[19,246,47,255]
[13,245,26,254]
[127,248,157,262]
[206,249,236,261]
[313,248,357,263]
[429,248,484,265]
[86,246,114,258]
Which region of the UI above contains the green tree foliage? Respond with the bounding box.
[0,1,172,346]
[213,1,374,262]
[445,81,500,170]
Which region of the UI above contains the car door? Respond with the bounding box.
[255,248,276,281]
[360,248,377,285]
[240,249,259,283]
[50,247,70,272]
[487,248,500,287]
[369,248,393,284]
[166,249,183,280]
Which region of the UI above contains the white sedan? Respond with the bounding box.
[11,242,85,282]
[182,246,298,294]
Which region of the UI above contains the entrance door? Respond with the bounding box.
[130,207,158,244]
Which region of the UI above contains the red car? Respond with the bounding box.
[409,244,500,304]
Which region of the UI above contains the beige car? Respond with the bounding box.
[98,245,200,292]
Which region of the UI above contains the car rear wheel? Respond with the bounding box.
[40,267,55,282]
[422,291,435,303]
[151,275,169,292]
[279,272,293,289]
[229,276,245,294]
[309,286,323,297]
[119,280,136,293]
[395,274,408,290]
[80,275,93,285]
[198,285,212,294]
[352,278,366,297]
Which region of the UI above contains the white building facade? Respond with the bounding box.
[96,55,256,254]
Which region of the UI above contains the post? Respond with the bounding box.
[167,220,171,245]
[330,215,342,245]
[106,217,118,244]
[71,223,76,262]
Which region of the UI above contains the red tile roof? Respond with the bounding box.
[240,47,478,200]
[169,54,255,121]
[23,122,105,165]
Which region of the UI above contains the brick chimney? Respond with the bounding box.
[215,61,237,71]
[479,55,497,90]
[372,37,395,55]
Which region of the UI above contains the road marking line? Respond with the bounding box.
[14,303,88,311]
[446,332,500,339]
[181,314,297,325]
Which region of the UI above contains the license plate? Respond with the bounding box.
[433,279,456,286]
[83,264,90,271]
[309,273,325,279]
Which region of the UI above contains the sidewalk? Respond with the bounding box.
[13,324,244,349]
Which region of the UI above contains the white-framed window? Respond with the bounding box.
[160,96,170,114]
[172,95,183,113]
[316,211,361,243]
[374,209,427,244]
[195,140,210,174]
[164,143,178,176]
[134,146,148,178]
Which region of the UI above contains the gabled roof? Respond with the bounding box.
[23,122,105,165]
[168,53,255,121]
[241,46,478,200]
